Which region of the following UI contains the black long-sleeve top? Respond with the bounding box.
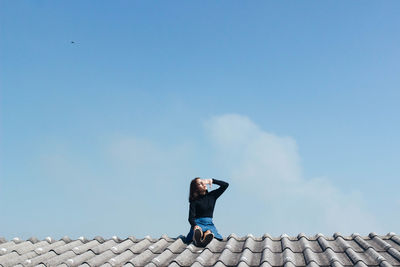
[188,179,229,227]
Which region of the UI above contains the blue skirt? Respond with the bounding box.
[185,217,223,243]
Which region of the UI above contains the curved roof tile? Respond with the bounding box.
[0,233,399,266]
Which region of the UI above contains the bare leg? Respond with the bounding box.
[201,230,212,241]
[200,230,214,247]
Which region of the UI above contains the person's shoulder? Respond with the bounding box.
[207,189,218,196]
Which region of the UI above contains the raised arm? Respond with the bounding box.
[209,179,229,199]
[188,201,196,227]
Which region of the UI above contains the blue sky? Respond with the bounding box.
[1,1,399,240]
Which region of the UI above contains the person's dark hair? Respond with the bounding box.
[189,177,207,202]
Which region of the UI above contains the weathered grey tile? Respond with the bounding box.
[11,238,23,244]
[107,249,134,266]
[0,250,39,266]
[307,251,332,266]
[305,240,323,253]
[260,249,282,266]
[207,239,227,253]
[0,241,19,255]
[319,236,346,253]
[242,236,260,253]
[371,235,400,262]
[391,235,400,245]
[380,251,400,265]
[344,239,365,253]
[365,247,389,265]
[65,250,96,267]
[0,233,398,266]
[331,261,344,267]
[260,261,273,267]
[0,251,20,267]
[109,239,135,254]
[84,250,115,266]
[281,236,295,252]
[213,261,229,267]
[89,239,118,255]
[386,239,400,251]
[285,239,304,253]
[192,248,216,266]
[164,238,186,254]
[150,239,186,266]
[44,250,76,266]
[21,250,58,266]
[299,236,319,254]
[215,248,241,266]
[72,240,100,255]
[34,240,66,255]
[334,252,353,266]
[13,240,43,255]
[320,248,351,266]
[224,236,244,253]
[260,237,283,253]
[170,245,200,266]
[148,238,170,254]
[238,247,261,266]
[149,249,174,266]
[128,249,157,266]
[164,262,179,267]
[283,248,305,266]
[53,240,84,255]
[129,238,153,254]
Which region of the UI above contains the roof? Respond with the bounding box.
[0,232,399,267]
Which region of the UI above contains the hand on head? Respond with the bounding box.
[202,178,213,188]
[195,178,213,194]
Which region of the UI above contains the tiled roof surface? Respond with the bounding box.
[0,233,400,267]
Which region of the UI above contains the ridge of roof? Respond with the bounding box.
[0,233,399,267]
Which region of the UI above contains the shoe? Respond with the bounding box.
[199,231,214,247]
[193,226,203,246]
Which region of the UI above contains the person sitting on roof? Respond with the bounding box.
[185,177,229,247]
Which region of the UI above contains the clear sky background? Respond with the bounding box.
[1,1,399,240]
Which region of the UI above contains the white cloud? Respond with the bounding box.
[27,114,383,238]
[205,114,381,235]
